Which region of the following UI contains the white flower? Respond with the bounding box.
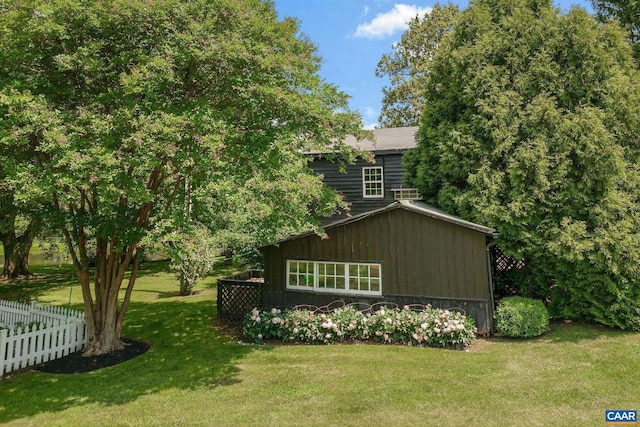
[385,317,393,324]
[325,333,332,339]
[255,316,261,322]
[257,334,263,339]
[271,317,281,324]
[293,328,299,334]
[421,323,429,330]
[434,327,441,334]
[379,309,386,316]
[412,333,419,341]
[375,330,383,336]
[403,305,410,311]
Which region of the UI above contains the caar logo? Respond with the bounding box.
[606,410,637,425]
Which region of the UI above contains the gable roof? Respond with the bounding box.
[267,200,496,247]
[344,126,418,152]
[309,126,418,155]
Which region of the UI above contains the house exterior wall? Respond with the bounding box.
[309,152,407,220]
[262,207,493,332]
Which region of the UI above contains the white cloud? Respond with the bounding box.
[362,107,379,129]
[352,4,431,39]
[363,5,370,16]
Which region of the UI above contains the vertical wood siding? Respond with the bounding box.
[310,153,407,220]
[264,207,490,301]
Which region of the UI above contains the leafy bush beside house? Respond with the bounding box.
[494,296,550,338]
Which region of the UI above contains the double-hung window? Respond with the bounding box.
[286,260,382,296]
[362,166,384,198]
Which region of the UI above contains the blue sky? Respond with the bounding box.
[274,1,594,129]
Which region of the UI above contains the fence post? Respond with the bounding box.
[0,329,7,377]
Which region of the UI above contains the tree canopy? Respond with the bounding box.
[376,3,459,127]
[0,0,366,354]
[404,0,640,329]
[592,0,640,61]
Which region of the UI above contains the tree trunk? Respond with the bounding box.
[1,218,37,279]
[74,238,141,356]
[1,230,19,280]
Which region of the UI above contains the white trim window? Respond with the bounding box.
[362,166,384,198]
[286,260,382,296]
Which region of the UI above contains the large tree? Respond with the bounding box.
[375,3,459,127]
[405,0,640,329]
[0,0,365,355]
[592,0,640,61]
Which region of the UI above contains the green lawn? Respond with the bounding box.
[0,262,638,426]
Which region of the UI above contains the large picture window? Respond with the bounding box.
[362,166,384,198]
[286,260,382,296]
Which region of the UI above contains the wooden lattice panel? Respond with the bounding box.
[217,274,264,321]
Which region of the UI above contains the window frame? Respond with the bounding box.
[286,259,382,296]
[362,166,384,199]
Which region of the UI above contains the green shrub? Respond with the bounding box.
[494,296,549,338]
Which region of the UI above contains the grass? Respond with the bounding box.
[1,262,639,426]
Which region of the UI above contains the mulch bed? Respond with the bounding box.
[36,337,150,374]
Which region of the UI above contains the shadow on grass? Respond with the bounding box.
[0,299,270,424]
[489,320,636,345]
[0,264,76,303]
[0,260,242,303]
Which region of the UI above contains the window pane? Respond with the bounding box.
[326,277,335,289]
[336,276,345,289]
[349,265,358,277]
[370,279,380,292]
[359,265,369,276]
[326,263,335,275]
[289,274,297,286]
[370,265,380,278]
[305,274,314,286]
[336,264,345,276]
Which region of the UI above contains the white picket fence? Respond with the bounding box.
[0,300,87,376]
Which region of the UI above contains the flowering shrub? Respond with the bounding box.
[243,305,477,348]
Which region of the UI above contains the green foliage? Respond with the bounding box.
[405,0,640,330]
[592,0,640,61]
[376,3,459,127]
[243,305,477,348]
[494,297,549,338]
[164,224,218,296]
[0,0,366,351]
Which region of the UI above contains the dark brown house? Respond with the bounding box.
[309,126,420,222]
[261,200,497,333]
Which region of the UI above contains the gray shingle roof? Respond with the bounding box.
[342,126,418,152]
[309,126,418,154]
